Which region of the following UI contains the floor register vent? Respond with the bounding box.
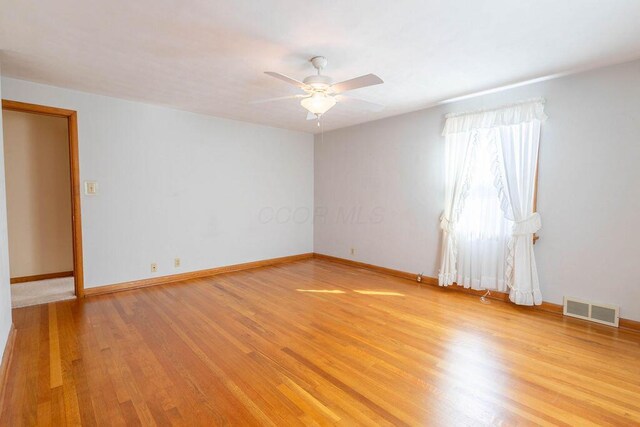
[563,297,619,327]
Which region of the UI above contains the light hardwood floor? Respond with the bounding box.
[2,258,640,425]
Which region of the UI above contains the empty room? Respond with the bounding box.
[0,0,639,425]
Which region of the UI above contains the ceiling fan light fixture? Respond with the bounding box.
[256,56,384,121]
[300,93,336,116]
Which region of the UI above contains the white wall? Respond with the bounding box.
[315,59,640,321]
[0,67,14,358]
[1,78,314,288]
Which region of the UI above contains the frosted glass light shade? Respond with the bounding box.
[301,93,336,115]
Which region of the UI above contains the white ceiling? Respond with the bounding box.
[1,0,640,133]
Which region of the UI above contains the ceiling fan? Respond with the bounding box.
[251,56,384,121]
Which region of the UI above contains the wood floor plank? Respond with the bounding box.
[47,304,63,390]
[2,258,640,425]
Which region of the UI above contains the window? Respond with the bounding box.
[454,131,510,290]
[439,100,546,305]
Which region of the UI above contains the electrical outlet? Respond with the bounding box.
[174,258,181,268]
[350,248,356,255]
[151,263,158,273]
[84,181,98,195]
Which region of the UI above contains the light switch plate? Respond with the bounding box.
[84,181,98,195]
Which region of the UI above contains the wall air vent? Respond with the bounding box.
[563,297,619,327]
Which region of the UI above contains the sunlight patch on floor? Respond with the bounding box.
[296,289,405,296]
[296,289,346,294]
[354,290,405,296]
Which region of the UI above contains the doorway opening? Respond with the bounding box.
[1,100,84,307]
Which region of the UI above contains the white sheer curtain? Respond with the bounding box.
[439,99,547,305]
[438,131,475,286]
[455,131,510,291]
[493,121,543,304]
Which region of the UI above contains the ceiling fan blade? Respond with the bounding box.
[306,111,317,121]
[332,74,383,93]
[249,94,307,105]
[335,95,385,112]
[264,71,308,89]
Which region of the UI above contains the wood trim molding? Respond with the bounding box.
[313,253,639,333]
[620,318,640,332]
[10,271,74,284]
[313,253,437,285]
[67,111,84,298]
[2,99,85,298]
[84,253,314,297]
[0,324,17,416]
[2,100,75,117]
[533,140,540,244]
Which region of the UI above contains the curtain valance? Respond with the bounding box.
[442,99,547,136]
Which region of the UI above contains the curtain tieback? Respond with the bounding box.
[440,215,453,232]
[513,212,541,236]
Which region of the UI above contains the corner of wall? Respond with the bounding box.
[0,64,15,357]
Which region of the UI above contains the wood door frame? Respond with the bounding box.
[2,99,85,297]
